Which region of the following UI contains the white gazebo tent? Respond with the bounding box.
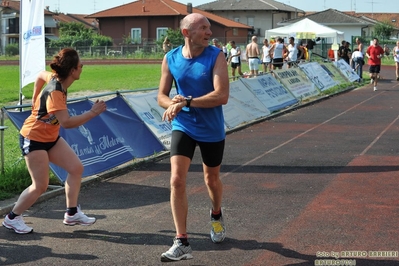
[265,18,344,60]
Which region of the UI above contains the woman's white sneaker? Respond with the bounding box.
[63,206,96,226]
[2,215,33,234]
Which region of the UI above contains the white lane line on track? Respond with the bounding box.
[221,91,384,178]
[360,114,399,156]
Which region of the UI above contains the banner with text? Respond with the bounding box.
[240,74,298,112]
[299,62,338,91]
[334,59,360,82]
[273,68,319,100]
[223,80,271,129]
[20,0,45,88]
[319,62,348,84]
[124,90,175,149]
[6,97,165,182]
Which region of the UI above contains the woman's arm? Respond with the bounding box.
[32,71,52,106]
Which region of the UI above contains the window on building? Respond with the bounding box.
[8,18,19,34]
[234,17,240,23]
[131,28,142,44]
[233,28,238,36]
[157,27,168,41]
[247,17,254,27]
[9,37,18,44]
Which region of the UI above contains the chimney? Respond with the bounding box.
[187,3,192,14]
[46,6,50,11]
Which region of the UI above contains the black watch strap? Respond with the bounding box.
[185,96,192,107]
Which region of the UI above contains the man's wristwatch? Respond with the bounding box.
[184,96,192,107]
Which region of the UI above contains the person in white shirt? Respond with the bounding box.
[351,48,364,82]
[269,37,285,70]
[393,41,399,81]
[286,37,304,68]
[261,39,272,73]
[228,40,243,80]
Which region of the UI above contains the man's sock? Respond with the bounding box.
[211,209,222,220]
[176,234,189,246]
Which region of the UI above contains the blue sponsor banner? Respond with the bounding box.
[6,96,165,183]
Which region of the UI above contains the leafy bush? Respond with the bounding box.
[92,34,113,46]
[5,43,19,56]
[49,21,113,48]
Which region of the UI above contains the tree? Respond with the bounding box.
[49,22,113,47]
[373,21,395,41]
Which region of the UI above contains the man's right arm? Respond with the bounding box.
[157,56,186,122]
[158,56,174,109]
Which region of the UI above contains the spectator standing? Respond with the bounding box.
[366,37,385,91]
[351,37,364,69]
[393,41,399,81]
[356,37,364,54]
[269,37,285,70]
[212,38,222,51]
[246,36,260,77]
[328,48,335,61]
[2,48,106,234]
[163,36,172,53]
[338,40,346,59]
[222,43,228,60]
[261,38,272,73]
[384,44,390,56]
[157,13,229,262]
[306,39,316,61]
[228,40,244,80]
[286,37,303,68]
[340,41,352,65]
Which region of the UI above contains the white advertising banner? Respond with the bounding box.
[223,80,271,129]
[299,62,338,91]
[273,68,319,100]
[319,62,348,84]
[334,59,360,82]
[241,74,298,112]
[20,0,46,88]
[124,90,174,149]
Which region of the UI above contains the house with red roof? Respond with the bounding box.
[87,0,252,46]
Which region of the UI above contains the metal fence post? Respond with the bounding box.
[0,109,8,174]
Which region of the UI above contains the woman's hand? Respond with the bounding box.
[90,99,107,116]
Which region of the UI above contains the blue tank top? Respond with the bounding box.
[166,45,225,142]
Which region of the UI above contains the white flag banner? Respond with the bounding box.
[20,0,45,88]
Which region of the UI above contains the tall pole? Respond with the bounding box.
[0,109,7,175]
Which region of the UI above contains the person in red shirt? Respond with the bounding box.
[366,38,384,91]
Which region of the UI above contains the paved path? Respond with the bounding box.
[1,66,399,265]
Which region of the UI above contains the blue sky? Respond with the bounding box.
[44,0,394,15]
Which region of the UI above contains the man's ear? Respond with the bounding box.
[181,28,189,37]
